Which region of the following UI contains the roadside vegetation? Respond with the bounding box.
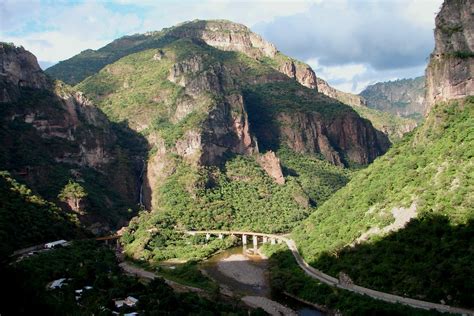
[261,244,453,316]
[294,97,474,308]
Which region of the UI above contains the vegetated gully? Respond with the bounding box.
[161,243,325,315]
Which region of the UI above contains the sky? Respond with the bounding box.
[0,0,443,93]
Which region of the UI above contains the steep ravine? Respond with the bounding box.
[0,43,144,232]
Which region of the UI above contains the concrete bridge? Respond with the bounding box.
[185,230,284,253]
[185,230,474,316]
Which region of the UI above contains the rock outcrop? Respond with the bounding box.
[169,20,277,59]
[0,43,50,103]
[317,78,366,107]
[279,60,318,89]
[276,110,389,166]
[257,151,285,184]
[425,0,473,112]
[0,44,142,230]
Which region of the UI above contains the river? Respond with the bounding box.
[199,245,325,315]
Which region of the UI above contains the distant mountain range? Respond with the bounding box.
[359,76,426,121]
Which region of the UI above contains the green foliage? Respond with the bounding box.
[0,85,144,227]
[277,147,351,206]
[123,151,351,262]
[451,51,474,59]
[58,180,87,211]
[295,98,474,307]
[245,81,353,119]
[261,245,450,316]
[316,214,474,307]
[1,240,249,314]
[0,172,80,259]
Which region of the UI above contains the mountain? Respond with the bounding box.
[46,22,415,142]
[359,76,426,121]
[425,0,474,111]
[67,20,388,199]
[0,43,144,234]
[316,77,418,141]
[44,20,392,262]
[294,0,474,309]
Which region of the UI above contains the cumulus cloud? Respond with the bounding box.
[253,0,442,92]
[254,0,441,70]
[1,1,142,65]
[1,0,441,91]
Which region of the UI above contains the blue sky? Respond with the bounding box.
[0,0,443,93]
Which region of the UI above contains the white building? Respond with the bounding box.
[44,240,68,249]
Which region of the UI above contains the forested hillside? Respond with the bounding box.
[295,97,474,308]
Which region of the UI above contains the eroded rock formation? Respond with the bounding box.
[257,151,285,184]
[425,0,473,112]
[0,43,142,230]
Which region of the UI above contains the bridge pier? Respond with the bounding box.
[218,233,223,239]
[242,234,247,245]
[271,238,276,245]
[253,235,258,252]
[262,236,268,243]
[206,233,210,241]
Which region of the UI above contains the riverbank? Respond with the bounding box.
[217,254,266,287]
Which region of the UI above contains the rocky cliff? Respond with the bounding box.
[425,0,473,112]
[359,76,426,119]
[57,20,389,210]
[316,77,366,107]
[1,43,50,102]
[168,20,277,59]
[315,77,417,141]
[0,43,143,232]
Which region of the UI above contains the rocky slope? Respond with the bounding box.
[294,0,474,308]
[46,19,416,140]
[425,0,473,112]
[0,43,143,233]
[316,77,417,140]
[72,20,389,211]
[359,76,426,120]
[317,77,366,107]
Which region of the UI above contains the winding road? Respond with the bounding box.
[186,230,474,315]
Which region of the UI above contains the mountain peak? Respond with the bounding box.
[167,19,278,59]
[0,42,50,102]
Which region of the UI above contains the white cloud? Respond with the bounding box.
[3,31,109,65]
[2,0,439,88]
[139,0,319,33]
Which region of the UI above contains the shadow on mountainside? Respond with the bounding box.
[308,214,474,309]
[0,86,149,231]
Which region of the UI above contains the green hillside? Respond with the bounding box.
[74,34,372,263]
[295,97,474,308]
[0,172,80,259]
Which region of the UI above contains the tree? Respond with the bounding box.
[58,180,87,212]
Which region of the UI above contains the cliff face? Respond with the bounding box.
[0,43,142,232]
[359,76,426,119]
[0,44,50,102]
[168,20,277,59]
[316,77,366,107]
[425,0,473,112]
[278,60,318,89]
[244,84,389,166]
[64,20,389,209]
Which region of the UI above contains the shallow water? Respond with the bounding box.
[200,245,325,315]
